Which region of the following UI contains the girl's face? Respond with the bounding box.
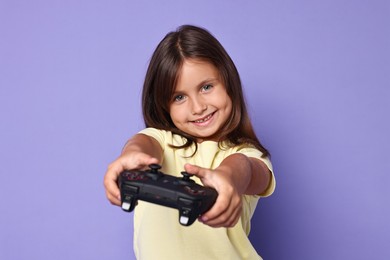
[169,59,232,142]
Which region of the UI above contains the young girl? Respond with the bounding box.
[104,25,275,260]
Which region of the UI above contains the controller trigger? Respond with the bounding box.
[180,215,190,225]
[121,202,132,211]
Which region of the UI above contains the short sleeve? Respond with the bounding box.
[235,146,276,197]
[138,128,166,149]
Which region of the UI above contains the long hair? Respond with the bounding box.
[142,25,269,157]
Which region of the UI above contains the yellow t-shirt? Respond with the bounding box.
[133,128,275,260]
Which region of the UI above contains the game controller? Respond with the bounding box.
[118,164,218,226]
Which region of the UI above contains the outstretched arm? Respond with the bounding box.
[185,153,271,228]
[103,134,163,206]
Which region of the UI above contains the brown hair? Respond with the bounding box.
[141,25,269,157]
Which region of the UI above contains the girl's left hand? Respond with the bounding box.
[184,163,242,228]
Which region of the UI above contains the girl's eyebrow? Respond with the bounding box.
[196,77,218,88]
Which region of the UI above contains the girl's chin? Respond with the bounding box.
[194,133,220,143]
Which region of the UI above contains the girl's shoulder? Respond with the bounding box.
[138,127,187,147]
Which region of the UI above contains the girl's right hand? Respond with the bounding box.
[103,151,159,206]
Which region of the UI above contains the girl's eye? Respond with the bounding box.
[201,84,213,92]
[173,95,185,102]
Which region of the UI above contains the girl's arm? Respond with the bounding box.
[184,153,271,228]
[217,153,271,195]
[103,134,163,206]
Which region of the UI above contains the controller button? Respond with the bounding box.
[127,173,140,180]
[137,175,147,180]
[184,186,205,195]
[184,186,193,193]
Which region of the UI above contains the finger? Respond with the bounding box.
[215,200,242,227]
[184,164,214,188]
[121,154,158,170]
[104,165,122,204]
[104,155,159,207]
[135,155,159,169]
[105,190,121,206]
[104,180,121,206]
[104,177,121,204]
[184,163,201,176]
[203,202,241,228]
[201,194,242,227]
[200,192,231,222]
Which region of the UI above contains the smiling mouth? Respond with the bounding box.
[192,112,215,124]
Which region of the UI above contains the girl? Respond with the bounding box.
[104,25,275,260]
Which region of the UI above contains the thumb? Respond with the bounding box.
[184,163,206,178]
[122,153,159,170]
[184,163,202,178]
[184,164,215,189]
[142,156,159,167]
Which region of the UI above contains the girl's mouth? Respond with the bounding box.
[191,112,215,124]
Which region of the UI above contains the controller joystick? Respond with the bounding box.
[118,164,218,226]
[180,171,195,183]
[149,163,161,173]
[145,164,163,180]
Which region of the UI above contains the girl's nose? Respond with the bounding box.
[191,97,207,115]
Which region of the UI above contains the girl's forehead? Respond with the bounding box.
[177,59,219,79]
[174,61,219,90]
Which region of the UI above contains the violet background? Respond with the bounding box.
[1,0,389,259]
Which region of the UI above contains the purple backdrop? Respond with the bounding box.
[1,1,389,259]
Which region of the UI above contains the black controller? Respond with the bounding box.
[118,164,218,226]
